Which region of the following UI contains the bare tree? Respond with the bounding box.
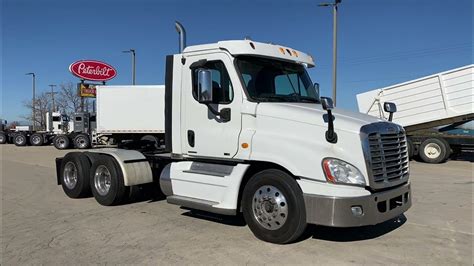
[22,92,52,130]
[56,82,81,116]
[21,82,95,129]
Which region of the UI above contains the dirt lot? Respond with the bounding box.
[1,145,472,265]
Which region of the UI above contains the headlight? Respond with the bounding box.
[322,158,366,186]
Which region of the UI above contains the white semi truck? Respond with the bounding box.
[0,111,71,146]
[55,23,411,244]
[357,65,473,163]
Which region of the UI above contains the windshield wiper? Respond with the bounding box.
[255,95,292,102]
[297,96,320,103]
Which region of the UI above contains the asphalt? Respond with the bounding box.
[1,145,472,265]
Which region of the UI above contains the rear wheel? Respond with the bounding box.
[14,134,27,146]
[419,138,449,164]
[74,134,91,149]
[30,133,44,146]
[0,132,6,144]
[60,152,92,198]
[54,135,70,150]
[242,169,307,244]
[90,155,129,206]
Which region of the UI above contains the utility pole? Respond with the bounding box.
[122,49,136,85]
[25,73,36,130]
[47,84,58,111]
[319,0,341,106]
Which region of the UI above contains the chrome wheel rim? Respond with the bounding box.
[94,165,111,196]
[63,161,78,189]
[31,135,41,144]
[0,135,5,142]
[57,138,67,149]
[15,135,25,144]
[424,143,441,159]
[76,137,87,148]
[252,185,288,230]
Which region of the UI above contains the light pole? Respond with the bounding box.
[122,49,136,85]
[319,0,341,106]
[47,84,58,111]
[25,72,36,130]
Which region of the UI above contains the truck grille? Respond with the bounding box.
[361,123,409,190]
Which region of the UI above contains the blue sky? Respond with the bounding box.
[1,0,472,121]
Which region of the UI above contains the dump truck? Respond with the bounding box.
[55,22,411,244]
[357,64,473,163]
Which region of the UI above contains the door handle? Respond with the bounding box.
[187,130,195,147]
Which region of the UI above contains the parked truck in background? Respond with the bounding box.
[55,23,411,244]
[357,65,473,163]
[0,111,72,146]
[52,86,165,151]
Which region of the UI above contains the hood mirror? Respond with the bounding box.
[320,97,337,144]
[383,102,397,122]
[321,96,334,110]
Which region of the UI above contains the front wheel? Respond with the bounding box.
[242,169,307,244]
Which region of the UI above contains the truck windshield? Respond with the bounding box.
[236,56,319,103]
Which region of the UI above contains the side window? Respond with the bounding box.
[193,61,234,104]
[274,74,308,96]
[52,116,60,122]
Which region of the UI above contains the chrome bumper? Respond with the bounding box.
[304,183,411,227]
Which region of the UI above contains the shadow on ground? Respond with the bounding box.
[175,208,407,243]
[307,214,407,242]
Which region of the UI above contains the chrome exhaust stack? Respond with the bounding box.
[175,21,186,53]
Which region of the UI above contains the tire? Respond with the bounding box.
[90,155,129,206]
[14,134,27,146]
[30,133,44,146]
[407,138,414,159]
[242,169,307,244]
[74,134,91,149]
[0,132,6,144]
[54,135,70,150]
[419,138,449,164]
[60,152,92,198]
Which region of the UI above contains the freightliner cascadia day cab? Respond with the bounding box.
[56,23,411,244]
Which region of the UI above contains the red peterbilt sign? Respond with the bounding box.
[69,60,117,81]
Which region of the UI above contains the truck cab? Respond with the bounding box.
[56,38,411,244]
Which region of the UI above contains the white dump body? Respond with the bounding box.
[96,85,165,134]
[356,65,473,127]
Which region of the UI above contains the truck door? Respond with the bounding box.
[182,52,242,158]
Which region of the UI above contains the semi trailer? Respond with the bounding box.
[55,23,411,244]
[52,86,165,150]
[0,112,71,146]
[357,65,474,163]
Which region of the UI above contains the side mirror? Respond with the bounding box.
[313,83,320,99]
[383,102,397,121]
[197,69,213,103]
[320,97,337,143]
[321,97,334,110]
